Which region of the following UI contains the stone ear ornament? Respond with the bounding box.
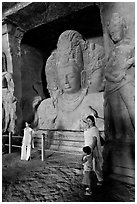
[81,70,87,89]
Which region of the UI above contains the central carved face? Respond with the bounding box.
[58,66,81,94]
[109,23,124,43]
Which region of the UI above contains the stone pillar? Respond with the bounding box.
[2,21,24,134]
[100,2,135,184]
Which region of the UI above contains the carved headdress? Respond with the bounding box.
[56,30,86,71]
[45,30,105,98]
[45,30,88,98]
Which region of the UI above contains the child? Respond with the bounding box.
[82,146,97,196]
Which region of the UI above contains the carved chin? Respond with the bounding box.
[64,86,81,94]
[63,87,76,93]
[112,35,122,43]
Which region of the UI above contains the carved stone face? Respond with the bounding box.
[109,22,124,43]
[57,66,81,94]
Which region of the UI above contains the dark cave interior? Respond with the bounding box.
[21,4,103,97]
[21,5,103,56]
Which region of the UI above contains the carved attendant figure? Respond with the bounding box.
[104,13,135,140]
[2,52,17,134]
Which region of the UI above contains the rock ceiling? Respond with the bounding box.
[2,2,94,31]
[2,2,103,54]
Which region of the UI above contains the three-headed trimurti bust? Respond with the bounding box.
[35,30,104,131]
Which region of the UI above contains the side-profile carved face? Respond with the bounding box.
[57,66,81,94]
[109,23,124,43]
[108,14,126,44]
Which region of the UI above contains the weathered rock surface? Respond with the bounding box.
[2,150,135,202]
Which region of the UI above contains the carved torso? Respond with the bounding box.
[37,91,104,131]
[55,91,104,130]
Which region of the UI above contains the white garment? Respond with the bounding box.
[22,127,34,145]
[21,127,34,160]
[21,144,31,160]
[84,126,103,181]
[84,126,98,146]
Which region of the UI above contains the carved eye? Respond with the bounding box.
[69,75,75,79]
[67,74,75,79]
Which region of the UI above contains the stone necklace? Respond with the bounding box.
[58,88,87,112]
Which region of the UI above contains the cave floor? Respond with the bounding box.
[2,149,135,202]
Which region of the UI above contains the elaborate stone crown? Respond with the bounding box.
[45,30,87,97]
[56,30,86,72]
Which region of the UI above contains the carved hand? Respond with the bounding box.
[126,57,135,68]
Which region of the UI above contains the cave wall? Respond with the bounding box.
[2,23,24,133]
[2,24,13,73]
[20,44,45,124]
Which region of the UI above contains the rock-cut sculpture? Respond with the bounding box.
[2,52,17,134]
[104,13,135,140]
[35,30,105,131]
